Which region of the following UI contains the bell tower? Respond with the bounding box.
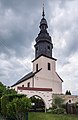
[32,5,63,94]
[34,5,53,59]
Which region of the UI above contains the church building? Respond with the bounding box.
[12,7,63,110]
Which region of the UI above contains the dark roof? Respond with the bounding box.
[56,72,63,82]
[32,54,57,62]
[11,68,42,87]
[11,72,34,87]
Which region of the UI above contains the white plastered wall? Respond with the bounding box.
[18,89,52,109]
[12,77,34,91]
[33,56,62,94]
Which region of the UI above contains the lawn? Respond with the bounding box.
[29,112,78,120]
[0,113,78,120]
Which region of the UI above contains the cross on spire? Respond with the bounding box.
[42,1,45,18]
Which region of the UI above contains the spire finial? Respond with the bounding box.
[42,0,45,18]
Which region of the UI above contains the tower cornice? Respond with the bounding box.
[32,55,57,63]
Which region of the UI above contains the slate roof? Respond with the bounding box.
[56,72,63,82]
[11,72,34,87]
[11,68,42,87]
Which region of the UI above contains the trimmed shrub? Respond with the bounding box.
[1,94,26,117]
[61,104,66,109]
[6,101,17,120]
[52,108,66,114]
[6,97,31,120]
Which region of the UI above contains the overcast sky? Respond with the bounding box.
[0,0,78,95]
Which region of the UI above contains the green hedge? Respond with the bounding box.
[52,108,66,114]
[6,97,31,120]
[1,94,26,117]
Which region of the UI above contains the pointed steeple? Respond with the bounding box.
[39,2,48,30]
[42,3,45,18]
[34,4,53,59]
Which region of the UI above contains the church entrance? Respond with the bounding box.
[30,95,45,112]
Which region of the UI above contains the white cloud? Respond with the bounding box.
[0,0,78,95]
[57,52,78,94]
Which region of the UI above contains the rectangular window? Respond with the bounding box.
[48,63,51,70]
[36,64,38,72]
[32,77,34,87]
[48,46,50,50]
[27,82,30,87]
[36,47,38,51]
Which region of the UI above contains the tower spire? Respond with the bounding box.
[35,2,53,59]
[42,1,45,18]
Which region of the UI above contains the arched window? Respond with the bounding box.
[22,85,24,87]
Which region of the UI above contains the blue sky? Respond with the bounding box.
[0,0,78,95]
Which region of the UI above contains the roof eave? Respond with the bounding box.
[32,54,57,62]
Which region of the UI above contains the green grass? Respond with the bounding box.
[29,112,78,120]
[0,113,78,120]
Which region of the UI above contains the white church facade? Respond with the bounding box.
[11,7,63,110]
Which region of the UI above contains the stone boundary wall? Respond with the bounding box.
[53,94,78,103]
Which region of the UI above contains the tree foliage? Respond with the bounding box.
[65,90,71,95]
[3,88,17,95]
[52,96,65,114]
[0,82,17,98]
[7,97,31,120]
[0,82,6,98]
[1,94,26,117]
[53,96,64,108]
